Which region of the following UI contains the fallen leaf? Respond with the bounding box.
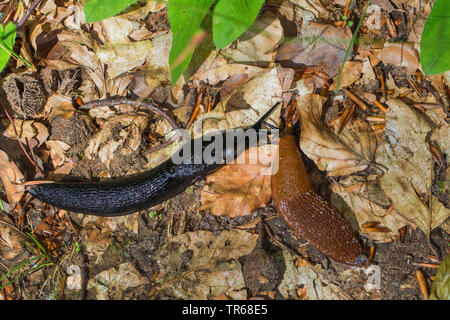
[0,214,26,260]
[153,229,258,299]
[84,115,148,168]
[278,248,350,300]
[332,175,410,242]
[330,61,363,90]
[4,120,49,148]
[378,43,420,75]
[0,149,25,204]
[200,146,275,217]
[87,262,148,300]
[276,22,352,77]
[78,213,139,257]
[45,140,72,169]
[375,99,450,235]
[221,12,283,65]
[297,94,377,176]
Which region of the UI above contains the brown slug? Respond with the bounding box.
[272,127,366,266]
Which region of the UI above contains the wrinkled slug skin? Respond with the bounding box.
[272,131,365,266]
[28,103,280,216]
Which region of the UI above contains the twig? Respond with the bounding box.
[344,89,368,111]
[415,270,429,300]
[373,99,387,113]
[81,98,179,132]
[15,0,42,29]
[1,105,44,176]
[423,81,450,118]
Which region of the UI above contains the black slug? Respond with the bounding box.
[28,103,279,216]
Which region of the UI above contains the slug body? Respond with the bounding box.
[272,129,365,266]
[28,104,278,216]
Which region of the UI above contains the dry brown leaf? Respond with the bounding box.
[276,22,352,77]
[332,176,410,242]
[4,120,49,149]
[0,149,25,204]
[45,95,76,120]
[153,229,258,300]
[330,61,363,90]
[45,140,72,169]
[0,214,26,260]
[297,94,377,176]
[200,146,275,217]
[84,115,148,169]
[221,11,283,65]
[375,99,450,235]
[87,262,148,300]
[278,247,350,300]
[378,43,420,75]
[78,214,139,257]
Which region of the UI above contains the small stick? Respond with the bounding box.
[15,0,42,29]
[399,88,414,98]
[377,68,386,98]
[373,99,387,113]
[413,263,440,269]
[423,81,450,117]
[368,245,375,264]
[412,103,440,110]
[338,104,355,133]
[415,270,429,300]
[344,89,368,111]
[367,116,386,122]
[408,79,423,97]
[371,123,385,131]
[343,0,352,18]
[187,88,204,129]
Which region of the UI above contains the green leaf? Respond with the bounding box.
[168,0,214,85]
[420,0,450,75]
[430,254,450,300]
[212,0,265,49]
[0,22,17,72]
[83,0,139,23]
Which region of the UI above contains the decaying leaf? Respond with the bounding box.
[332,176,410,242]
[221,12,283,65]
[378,43,419,75]
[84,115,148,168]
[200,146,275,217]
[278,248,350,300]
[0,214,26,260]
[376,99,450,235]
[45,140,72,169]
[297,94,377,176]
[4,120,49,148]
[87,262,148,300]
[0,149,25,204]
[153,229,258,299]
[276,22,352,77]
[78,213,139,257]
[330,61,363,90]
